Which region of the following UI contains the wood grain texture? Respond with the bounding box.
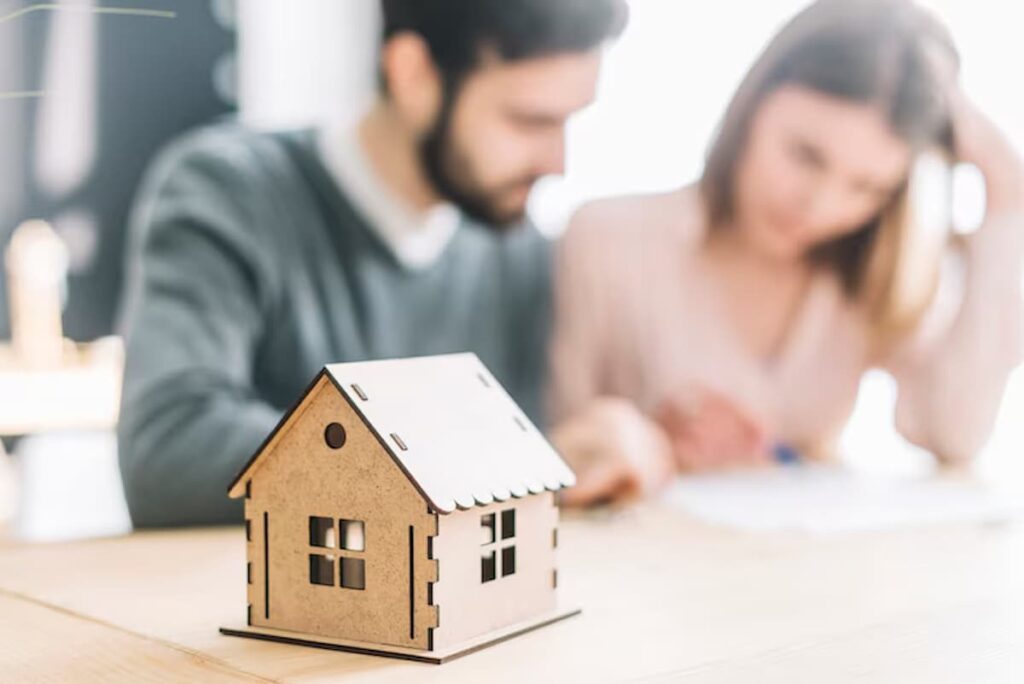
[0,592,265,683]
[0,504,1023,682]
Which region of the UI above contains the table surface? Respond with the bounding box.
[1,502,1023,683]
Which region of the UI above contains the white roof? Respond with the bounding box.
[325,353,576,514]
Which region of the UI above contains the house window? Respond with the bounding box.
[481,513,496,545]
[481,549,496,582]
[501,509,516,539]
[340,519,364,551]
[307,516,366,589]
[480,508,516,583]
[338,518,366,590]
[309,554,334,586]
[340,557,366,589]
[501,546,516,577]
[309,516,335,548]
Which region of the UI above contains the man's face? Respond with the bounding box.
[420,50,602,227]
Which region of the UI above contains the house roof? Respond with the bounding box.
[229,353,576,514]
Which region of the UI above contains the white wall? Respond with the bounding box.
[237,0,379,129]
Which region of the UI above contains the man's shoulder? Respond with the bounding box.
[151,121,311,184]
[129,122,324,274]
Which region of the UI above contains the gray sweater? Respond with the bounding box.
[117,124,552,527]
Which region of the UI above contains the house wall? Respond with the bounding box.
[242,376,439,650]
[431,492,559,650]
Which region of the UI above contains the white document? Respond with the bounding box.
[661,465,1024,534]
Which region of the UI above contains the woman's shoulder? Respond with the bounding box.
[564,184,707,250]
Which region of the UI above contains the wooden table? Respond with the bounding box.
[1,503,1023,683]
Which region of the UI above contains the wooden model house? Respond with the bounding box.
[220,353,578,663]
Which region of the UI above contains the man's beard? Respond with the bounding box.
[418,93,535,230]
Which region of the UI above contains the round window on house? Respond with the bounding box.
[324,422,347,449]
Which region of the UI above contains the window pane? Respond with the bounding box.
[501,546,516,577]
[480,513,496,545]
[340,557,366,590]
[501,509,515,540]
[309,516,335,548]
[339,519,365,551]
[309,554,335,586]
[481,550,496,583]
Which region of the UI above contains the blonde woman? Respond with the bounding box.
[550,0,1024,505]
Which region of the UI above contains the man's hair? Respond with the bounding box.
[380,0,628,90]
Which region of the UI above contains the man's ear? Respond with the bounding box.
[381,32,442,133]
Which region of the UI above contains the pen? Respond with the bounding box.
[772,442,801,465]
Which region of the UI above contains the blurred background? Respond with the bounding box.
[0,0,1022,541]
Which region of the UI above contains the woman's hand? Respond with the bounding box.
[922,41,1023,213]
[552,397,676,507]
[945,86,1024,215]
[654,388,771,472]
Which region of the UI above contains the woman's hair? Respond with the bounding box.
[700,0,959,351]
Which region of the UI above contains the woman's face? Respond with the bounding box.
[732,84,912,261]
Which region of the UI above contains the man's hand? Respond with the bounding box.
[552,397,675,507]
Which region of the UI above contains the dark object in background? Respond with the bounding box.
[0,0,236,341]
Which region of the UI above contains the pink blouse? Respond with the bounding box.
[549,185,1024,461]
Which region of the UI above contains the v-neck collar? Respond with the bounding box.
[695,254,832,383]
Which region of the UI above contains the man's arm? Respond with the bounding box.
[117,131,282,527]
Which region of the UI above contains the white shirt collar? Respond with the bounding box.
[316,118,461,270]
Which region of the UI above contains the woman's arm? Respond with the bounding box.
[547,204,615,424]
[891,93,1024,463]
[547,202,676,504]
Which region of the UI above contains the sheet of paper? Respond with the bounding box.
[661,465,1024,534]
